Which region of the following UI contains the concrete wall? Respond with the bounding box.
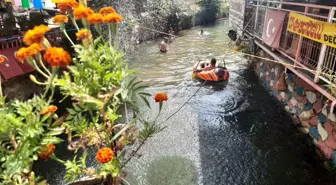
[253,50,336,167]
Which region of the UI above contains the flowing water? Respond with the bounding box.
[36,19,336,185]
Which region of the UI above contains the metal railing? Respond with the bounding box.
[243,0,336,84]
[0,27,64,51]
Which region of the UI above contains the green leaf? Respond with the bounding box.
[41,137,63,145]
[141,96,151,108]
[46,127,65,136]
[111,124,132,141]
[67,108,77,115]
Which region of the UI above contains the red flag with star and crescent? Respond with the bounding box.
[262,9,287,49]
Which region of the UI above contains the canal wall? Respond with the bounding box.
[90,0,229,53]
[253,50,336,167]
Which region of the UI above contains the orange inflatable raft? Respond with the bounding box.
[192,61,229,82]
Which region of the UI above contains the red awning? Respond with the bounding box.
[0,47,35,80]
[0,53,24,80]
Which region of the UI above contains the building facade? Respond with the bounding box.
[229,0,336,166]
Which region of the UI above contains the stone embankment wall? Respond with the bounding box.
[90,0,228,52]
[253,50,336,167]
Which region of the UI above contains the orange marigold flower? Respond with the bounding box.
[29,43,44,54]
[76,29,92,40]
[102,13,123,23]
[16,44,43,62]
[88,13,103,25]
[154,93,168,102]
[99,7,116,16]
[0,56,5,63]
[73,5,94,20]
[44,47,71,67]
[23,25,51,45]
[42,105,58,115]
[96,147,114,164]
[57,0,79,13]
[53,14,69,24]
[39,144,56,160]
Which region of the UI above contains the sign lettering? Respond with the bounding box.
[287,12,336,48]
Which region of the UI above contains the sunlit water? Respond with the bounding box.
[35,19,336,185]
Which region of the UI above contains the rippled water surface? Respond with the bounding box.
[126,20,336,185]
[36,19,336,185]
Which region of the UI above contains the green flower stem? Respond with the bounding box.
[0,78,2,98]
[60,24,75,47]
[37,53,52,76]
[43,38,51,49]
[50,154,65,164]
[82,19,89,30]
[114,24,118,49]
[88,109,105,145]
[94,24,101,36]
[28,58,50,79]
[68,12,79,31]
[29,75,48,85]
[108,23,113,48]
[43,67,58,102]
[79,0,87,6]
[110,23,117,48]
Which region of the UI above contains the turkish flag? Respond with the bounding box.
[262,9,286,49]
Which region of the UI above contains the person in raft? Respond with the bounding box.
[194,58,226,72]
[159,37,168,53]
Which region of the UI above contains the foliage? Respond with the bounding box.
[0,1,168,184]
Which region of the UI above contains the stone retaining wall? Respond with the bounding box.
[253,51,336,167]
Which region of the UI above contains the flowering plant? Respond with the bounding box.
[0,0,168,184]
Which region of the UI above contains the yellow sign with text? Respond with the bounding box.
[287,12,336,48]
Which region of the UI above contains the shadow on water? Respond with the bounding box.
[197,66,336,185]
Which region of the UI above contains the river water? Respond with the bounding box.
[125,19,336,185]
[35,19,336,185]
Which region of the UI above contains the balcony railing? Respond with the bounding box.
[243,0,336,85]
[0,26,64,80]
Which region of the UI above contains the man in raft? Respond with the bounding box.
[194,58,216,72]
[193,58,226,72]
[159,37,168,53]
